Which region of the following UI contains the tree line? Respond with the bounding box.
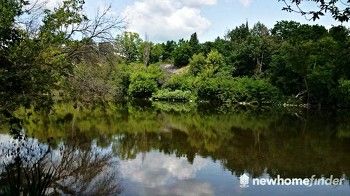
[115,21,350,108]
[1,0,350,110]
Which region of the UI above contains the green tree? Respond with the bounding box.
[252,22,270,37]
[329,26,350,79]
[226,23,255,76]
[269,35,340,106]
[271,21,301,40]
[225,23,275,77]
[1,0,123,108]
[337,79,350,107]
[189,50,227,77]
[329,26,350,42]
[128,64,164,98]
[270,21,327,42]
[162,40,176,61]
[206,49,225,74]
[115,32,143,63]
[226,23,250,42]
[0,0,30,109]
[189,32,200,54]
[173,41,192,67]
[0,0,27,49]
[149,43,165,64]
[189,53,206,76]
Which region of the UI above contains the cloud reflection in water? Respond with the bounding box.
[120,151,214,195]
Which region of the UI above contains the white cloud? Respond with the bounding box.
[122,0,217,42]
[120,151,210,187]
[239,0,253,7]
[120,151,214,195]
[182,0,217,7]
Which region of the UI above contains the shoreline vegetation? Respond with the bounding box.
[1,0,350,113]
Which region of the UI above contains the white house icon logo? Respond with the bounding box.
[240,173,250,188]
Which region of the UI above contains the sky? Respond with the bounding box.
[36,0,346,42]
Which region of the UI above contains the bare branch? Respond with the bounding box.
[280,0,350,22]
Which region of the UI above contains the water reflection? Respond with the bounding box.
[120,151,214,196]
[1,103,350,195]
[0,132,121,195]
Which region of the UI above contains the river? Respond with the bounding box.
[0,103,349,195]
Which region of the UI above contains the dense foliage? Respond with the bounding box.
[1,0,350,110]
[152,89,195,102]
[128,64,164,98]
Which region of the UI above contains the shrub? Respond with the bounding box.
[152,89,196,102]
[336,79,350,107]
[112,63,131,99]
[188,50,230,77]
[128,63,164,80]
[206,49,225,71]
[64,63,121,103]
[238,77,280,104]
[128,64,164,98]
[196,77,234,102]
[163,74,196,91]
[128,72,158,98]
[146,64,165,80]
[189,53,206,76]
[196,77,280,105]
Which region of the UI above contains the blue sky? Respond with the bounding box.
[43,0,346,42]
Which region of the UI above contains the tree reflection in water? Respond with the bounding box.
[1,103,350,195]
[0,130,121,195]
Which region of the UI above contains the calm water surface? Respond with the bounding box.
[0,103,350,195]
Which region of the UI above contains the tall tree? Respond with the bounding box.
[225,23,250,42]
[115,32,142,63]
[189,32,200,54]
[162,40,176,61]
[149,43,165,64]
[173,41,192,67]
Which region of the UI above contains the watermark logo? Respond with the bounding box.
[239,174,345,188]
[240,173,250,188]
